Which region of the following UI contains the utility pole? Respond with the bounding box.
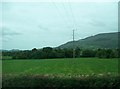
[73,29,75,58]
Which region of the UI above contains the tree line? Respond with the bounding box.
[2,47,120,59]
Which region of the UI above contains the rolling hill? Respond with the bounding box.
[58,32,119,49]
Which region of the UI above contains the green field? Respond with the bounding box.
[3,58,118,76]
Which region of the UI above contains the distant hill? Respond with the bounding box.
[58,32,119,49]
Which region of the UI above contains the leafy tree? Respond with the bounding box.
[82,49,96,57]
[32,48,37,52]
[75,47,81,57]
[96,49,106,58]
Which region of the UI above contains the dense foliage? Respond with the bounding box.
[2,74,120,88]
[2,47,120,59]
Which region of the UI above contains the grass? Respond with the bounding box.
[2,58,118,76]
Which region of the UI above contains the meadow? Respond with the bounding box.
[2,58,119,88]
[3,58,118,75]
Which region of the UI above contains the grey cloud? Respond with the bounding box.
[89,19,106,27]
[2,2,13,11]
[38,25,50,31]
[2,27,22,36]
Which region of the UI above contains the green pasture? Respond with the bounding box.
[2,58,118,76]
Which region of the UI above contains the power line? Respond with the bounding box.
[61,2,73,28]
[51,0,77,30]
[67,0,77,28]
[51,1,79,58]
[50,1,70,29]
[62,0,77,58]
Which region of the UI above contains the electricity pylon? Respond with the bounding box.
[73,29,75,58]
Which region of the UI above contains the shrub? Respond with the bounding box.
[2,74,120,88]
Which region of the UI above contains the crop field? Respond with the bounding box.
[2,58,118,76]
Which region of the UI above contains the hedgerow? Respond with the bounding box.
[2,74,120,89]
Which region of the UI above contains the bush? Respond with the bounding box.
[2,74,120,88]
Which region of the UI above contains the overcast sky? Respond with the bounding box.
[1,0,118,50]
